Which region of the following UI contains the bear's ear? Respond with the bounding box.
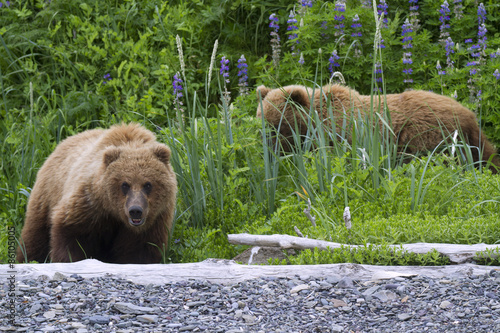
[256,85,271,99]
[153,145,171,166]
[103,147,121,167]
[288,88,310,107]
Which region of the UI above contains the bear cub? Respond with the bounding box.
[16,123,177,264]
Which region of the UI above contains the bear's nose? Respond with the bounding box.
[129,206,143,220]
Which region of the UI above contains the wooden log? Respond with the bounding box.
[2,259,499,286]
[227,233,500,264]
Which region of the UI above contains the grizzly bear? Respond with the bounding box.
[256,84,499,171]
[16,123,177,264]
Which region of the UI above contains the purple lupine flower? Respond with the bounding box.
[103,73,111,84]
[453,0,463,20]
[220,57,231,107]
[321,21,328,39]
[220,56,230,83]
[302,0,313,8]
[361,1,372,9]
[237,55,249,95]
[287,10,299,56]
[173,73,183,100]
[409,0,420,31]
[351,14,362,58]
[377,0,388,28]
[402,18,413,85]
[329,50,340,75]
[351,14,362,37]
[493,69,500,80]
[269,13,281,69]
[491,49,500,59]
[334,0,346,46]
[173,72,184,120]
[269,13,279,31]
[374,62,383,91]
[444,37,455,72]
[439,1,450,41]
[477,3,486,24]
[436,61,445,75]
[298,53,305,65]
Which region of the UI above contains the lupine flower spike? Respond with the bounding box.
[172,72,184,125]
[409,0,420,31]
[237,55,249,96]
[401,18,413,87]
[269,13,281,71]
[438,1,450,42]
[351,14,362,58]
[220,56,231,107]
[287,10,299,57]
[334,0,346,47]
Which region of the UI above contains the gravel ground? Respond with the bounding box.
[1,269,500,332]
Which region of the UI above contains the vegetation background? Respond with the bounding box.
[1,0,500,265]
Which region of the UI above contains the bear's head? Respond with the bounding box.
[255,85,312,120]
[255,85,314,152]
[101,143,177,231]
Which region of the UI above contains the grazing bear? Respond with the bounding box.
[16,123,177,264]
[256,84,499,171]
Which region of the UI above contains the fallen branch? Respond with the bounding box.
[227,233,500,264]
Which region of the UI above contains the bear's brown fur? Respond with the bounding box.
[16,123,177,264]
[256,84,499,170]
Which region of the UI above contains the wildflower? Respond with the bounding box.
[444,37,455,71]
[329,50,340,75]
[409,0,420,30]
[321,21,328,39]
[220,56,230,83]
[477,3,486,25]
[436,61,445,75]
[173,72,185,123]
[269,13,281,69]
[491,49,500,59]
[334,0,346,46]
[377,0,388,29]
[220,57,231,110]
[401,18,413,86]
[175,35,185,78]
[351,14,362,37]
[493,69,500,80]
[287,10,299,56]
[237,55,249,95]
[298,53,304,65]
[351,14,362,57]
[301,0,313,8]
[269,13,279,31]
[452,90,458,99]
[438,1,450,41]
[453,0,463,20]
[103,73,111,84]
[173,73,183,100]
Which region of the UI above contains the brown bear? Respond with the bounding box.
[256,84,499,171]
[16,123,177,264]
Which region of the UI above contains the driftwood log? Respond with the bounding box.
[2,259,500,286]
[228,233,500,264]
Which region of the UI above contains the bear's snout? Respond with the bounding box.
[129,205,143,225]
[125,191,148,227]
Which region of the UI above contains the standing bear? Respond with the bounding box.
[16,123,178,264]
[256,84,499,171]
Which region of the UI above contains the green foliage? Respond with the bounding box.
[282,246,449,266]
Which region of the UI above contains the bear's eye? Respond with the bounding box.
[121,182,130,195]
[143,182,152,195]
